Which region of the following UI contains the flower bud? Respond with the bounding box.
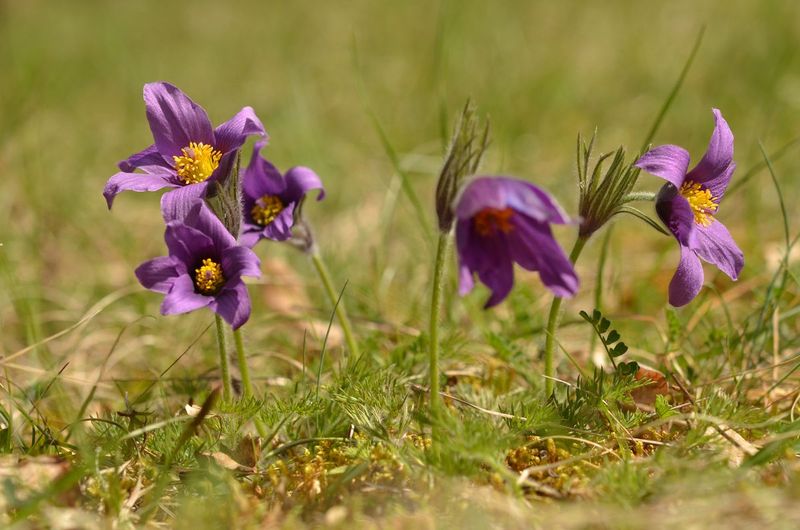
[205,152,243,237]
[576,133,642,238]
[435,101,490,232]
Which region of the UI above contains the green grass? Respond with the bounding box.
[2,0,800,528]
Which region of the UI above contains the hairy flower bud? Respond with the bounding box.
[576,133,644,238]
[205,152,243,238]
[435,101,490,233]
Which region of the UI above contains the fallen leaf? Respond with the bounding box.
[0,456,78,510]
[631,365,670,408]
[258,258,344,349]
[184,403,218,418]
[704,425,759,467]
[201,451,253,472]
[233,434,262,468]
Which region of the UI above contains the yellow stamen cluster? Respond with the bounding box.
[679,181,718,226]
[173,142,222,185]
[194,258,225,295]
[474,207,515,237]
[251,195,285,226]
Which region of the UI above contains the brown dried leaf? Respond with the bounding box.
[201,451,253,472]
[260,258,310,317]
[631,365,670,408]
[0,456,78,509]
[259,258,344,349]
[184,403,218,418]
[233,434,262,469]
[703,426,759,467]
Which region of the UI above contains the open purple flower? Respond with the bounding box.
[455,176,579,308]
[135,201,261,329]
[104,82,266,213]
[635,108,743,307]
[239,140,325,247]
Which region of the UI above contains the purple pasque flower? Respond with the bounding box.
[135,200,261,329]
[455,176,579,308]
[239,140,325,247]
[104,82,266,213]
[635,108,743,307]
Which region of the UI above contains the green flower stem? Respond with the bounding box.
[310,251,360,359]
[428,232,451,416]
[215,314,233,402]
[233,328,254,398]
[232,327,269,438]
[622,191,656,203]
[543,235,588,395]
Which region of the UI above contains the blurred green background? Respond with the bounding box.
[1,0,799,395]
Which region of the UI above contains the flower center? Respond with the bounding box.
[173,142,222,185]
[251,195,285,226]
[473,207,515,237]
[679,181,718,227]
[194,258,225,295]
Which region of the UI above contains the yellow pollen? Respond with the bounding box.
[173,142,222,185]
[679,181,718,227]
[474,207,515,237]
[251,195,285,226]
[194,258,225,295]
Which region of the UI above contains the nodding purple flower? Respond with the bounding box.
[239,140,325,247]
[135,201,261,329]
[104,82,266,214]
[455,177,579,308]
[635,108,743,307]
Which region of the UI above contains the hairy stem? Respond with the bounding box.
[233,327,269,438]
[310,251,360,359]
[543,235,588,395]
[622,191,656,203]
[215,314,233,401]
[233,328,254,398]
[428,232,451,415]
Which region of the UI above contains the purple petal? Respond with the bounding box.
[161,274,213,315]
[668,245,704,307]
[455,177,570,224]
[212,283,251,329]
[284,166,325,202]
[103,171,178,209]
[698,161,736,205]
[258,206,294,241]
[164,222,215,266]
[118,144,171,172]
[455,219,514,308]
[144,82,214,158]
[656,188,697,248]
[208,150,238,188]
[242,141,284,199]
[455,219,480,280]
[635,145,691,188]
[458,262,475,296]
[182,201,237,252]
[213,106,267,154]
[135,256,180,293]
[237,229,261,249]
[509,215,579,297]
[686,109,734,190]
[477,243,514,308]
[160,182,211,223]
[221,246,261,280]
[691,219,744,281]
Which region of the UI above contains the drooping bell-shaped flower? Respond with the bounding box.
[455,176,579,308]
